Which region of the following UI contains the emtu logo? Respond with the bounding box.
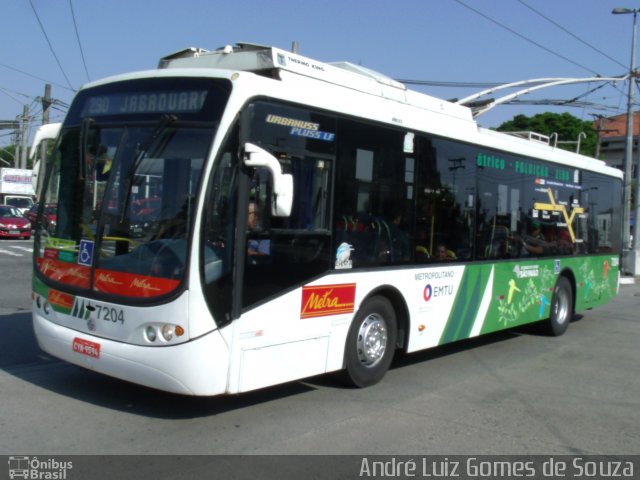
[423,284,454,301]
[423,284,433,301]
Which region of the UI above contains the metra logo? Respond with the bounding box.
[96,272,123,285]
[131,277,161,292]
[301,283,356,319]
[39,260,61,276]
[423,284,454,301]
[40,259,90,282]
[62,266,89,281]
[48,289,73,309]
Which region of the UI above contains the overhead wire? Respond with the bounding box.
[69,0,90,82]
[0,63,73,92]
[451,0,601,76]
[400,2,629,119]
[5,1,631,133]
[516,0,628,71]
[513,1,631,120]
[0,87,35,106]
[28,0,75,91]
[506,100,622,112]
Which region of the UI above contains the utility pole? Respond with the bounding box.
[633,150,640,272]
[613,7,639,275]
[41,84,51,156]
[594,115,604,158]
[37,84,52,198]
[20,105,30,169]
[14,107,24,168]
[590,114,619,159]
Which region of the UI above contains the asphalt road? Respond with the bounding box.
[1,240,639,460]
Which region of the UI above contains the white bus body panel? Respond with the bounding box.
[223,265,480,394]
[224,286,336,393]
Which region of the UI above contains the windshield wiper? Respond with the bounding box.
[120,114,177,223]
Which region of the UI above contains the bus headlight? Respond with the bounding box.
[161,324,174,341]
[145,326,157,342]
[143,324,185,344]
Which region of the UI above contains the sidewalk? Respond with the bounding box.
[620,275,638,285]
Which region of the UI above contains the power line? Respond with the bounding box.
[0,63,74,92]
[69,0,90,82]
[506,99,621,110]
[517,0,627,71]
[51,105,69,114]
[0,87,35,106]
[28,0,75,91]
[452,0,601,76]
[564,81,612,104]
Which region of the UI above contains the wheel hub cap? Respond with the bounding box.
[356,314,388,367]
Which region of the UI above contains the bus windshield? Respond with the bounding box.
[35,77,231,299]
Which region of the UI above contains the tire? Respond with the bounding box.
[545,276,573,336]
[343,296,397,388]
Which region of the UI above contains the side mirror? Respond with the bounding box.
[29,122,61,193]
[29,123,62,161]
[242,142,293,217]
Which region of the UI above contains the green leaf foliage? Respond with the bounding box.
[0,145,16,167]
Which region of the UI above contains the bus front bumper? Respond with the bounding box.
[33,312,230,396]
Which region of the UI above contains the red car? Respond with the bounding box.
[26,203,57,233]
[0,204,31,239]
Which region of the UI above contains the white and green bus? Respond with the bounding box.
[32,43,622,395]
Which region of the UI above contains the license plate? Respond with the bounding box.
[9,230,19,234]
[72,337,101,358]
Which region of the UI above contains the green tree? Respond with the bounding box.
[0,144,16,167]
[496,112,597,157]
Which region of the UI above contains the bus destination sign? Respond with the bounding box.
[82,90,209,116]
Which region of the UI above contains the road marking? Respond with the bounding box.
[0,248,22,257]
[10,246,33,253]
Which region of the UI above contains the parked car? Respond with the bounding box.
[26,203,57,233]
[0,204,31,239]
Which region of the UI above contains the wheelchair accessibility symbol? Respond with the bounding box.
[78,239,94,266]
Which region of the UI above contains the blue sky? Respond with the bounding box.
[2,0,640,148]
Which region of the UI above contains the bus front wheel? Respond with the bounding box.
[342,296,397,388]
[546,276,573,336]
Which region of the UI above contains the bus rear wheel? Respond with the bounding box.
[545,276,573,336]
[343,296,397,388]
